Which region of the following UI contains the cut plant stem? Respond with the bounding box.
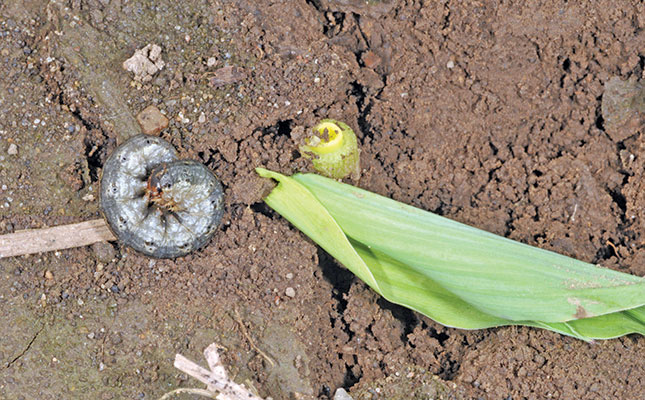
[0,219,115,259]
[299,119,360,179]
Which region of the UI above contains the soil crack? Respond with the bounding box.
[4,323,45,370]
[350,81,378,142]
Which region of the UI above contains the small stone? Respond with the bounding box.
[176,112,189,124]
[207,57,217,67]
[44,270,54,280]
[90,9,103,24]
[92,242,116,263]
[361,51,381,69]
[7,144,17,155]
[285,287,296,298]
[286,273,294,280]
[136,105,169,135]
[87,332,95,339]
[82,193,95,202]
[333,388,353,400]
[446,60,455,69]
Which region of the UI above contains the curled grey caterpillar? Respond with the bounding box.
[100,135,224,258]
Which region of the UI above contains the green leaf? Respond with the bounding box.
[256,168,645,340]
[293,173,645,323]
[255,168,380,291]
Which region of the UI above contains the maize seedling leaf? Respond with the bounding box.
[256,168,645,340]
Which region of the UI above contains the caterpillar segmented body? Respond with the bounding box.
[100,135,224,258]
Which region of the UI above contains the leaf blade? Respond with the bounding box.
[292,173,645,323]
[255,168,380,291]
[257,169,645,339]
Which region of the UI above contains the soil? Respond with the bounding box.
[1,1,644,399]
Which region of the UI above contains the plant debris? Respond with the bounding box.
[209,66,246,88]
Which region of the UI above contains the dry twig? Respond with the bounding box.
[161,343,265,400]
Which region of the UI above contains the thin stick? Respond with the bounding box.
[0,219,116,258]
[233,309,275,368]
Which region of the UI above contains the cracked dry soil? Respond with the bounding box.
[1,1,645,399]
